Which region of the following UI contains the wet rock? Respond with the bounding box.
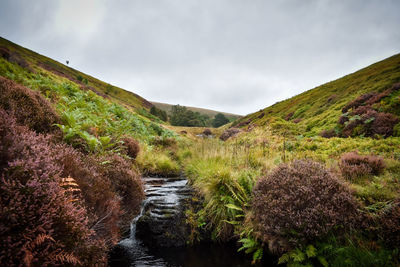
[135,177,193,247]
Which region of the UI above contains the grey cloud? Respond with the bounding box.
[1,0,399,115]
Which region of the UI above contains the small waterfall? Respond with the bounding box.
[113,177,189,266]
[129,198,150,240]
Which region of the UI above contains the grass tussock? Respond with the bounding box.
[136,144,180,176]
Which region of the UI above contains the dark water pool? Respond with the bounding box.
[109,241,278,267]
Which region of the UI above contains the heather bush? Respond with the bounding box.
[285,112,294,121]
[0,110,107,265]
[339,152,385,180]
[371,112,399,137]
[378,199,400,247]
[122,136,140,159]
[338,114,349,125]
[0,47,31,70]
[252,160,361,252]
[55,146,123,245]
[338,104,399,137]
[320,129,336,138]
[342,92,376,113]
[0,76,60,133]
[97,153,144,218]
[202,128,212,136]
[220,128,241,141]
[365,89,391,105]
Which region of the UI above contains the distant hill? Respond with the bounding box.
[151,101,242,121]
[232,53,400,137]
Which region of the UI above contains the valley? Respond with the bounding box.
[0,37,399,266]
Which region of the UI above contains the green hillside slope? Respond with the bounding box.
[0,37,152,111]
[234,53,400,137]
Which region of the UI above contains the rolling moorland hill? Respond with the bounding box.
[232,53,400,138]
[0,37,153,111]
[151,101,242,121]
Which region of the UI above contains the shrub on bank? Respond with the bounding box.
[0,109,106,266]
[55,146,123,245]
[202,128,212,136]
[122,136,140,159]
[97,153,144,217]
[0,76,60,133]
[220,128,241,141]
[252,160,361,253]
[320,129,336,138]
[378,199,400,248]
[339,151,385,180]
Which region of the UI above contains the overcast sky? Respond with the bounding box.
[1,0,399,115]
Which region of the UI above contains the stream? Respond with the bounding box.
[109,177,275,267]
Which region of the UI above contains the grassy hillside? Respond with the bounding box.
[151,101,242,121]
[0,37,153,111]
[233,53,400,136]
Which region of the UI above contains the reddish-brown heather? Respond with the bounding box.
[252,160,361,253]
[320,129,336,138]
[220,128,241,141]
[202,128,212,136]
[55,146,123,246]
[371,112,399,137]
[97,153,144,218]
[0,76,60,133]
[0,109,107,266]
[378,199,400,247]
[122,136,140,159]
[339,151,385,180]
[285,112,294,121]
[339,104,398,138]
[342,92,376,113]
